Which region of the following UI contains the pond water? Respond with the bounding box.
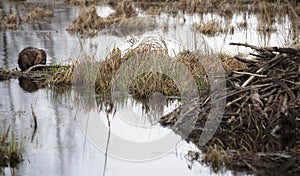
[0,1,298,176]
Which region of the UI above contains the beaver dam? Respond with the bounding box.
[1,0,300,175]
[161,42,300,175]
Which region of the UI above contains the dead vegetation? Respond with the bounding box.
[0,68,22,80]
[1,11,21,30]
[0,126,25,169]
[0,6,53,30]
[66,0,140,36]
[193,20,234,37]
[160,42,300,175]
[64,0,103,6]
[94,37,184,97]
[23,7,53,22]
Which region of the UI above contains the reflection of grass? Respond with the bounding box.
[0,127,25,169]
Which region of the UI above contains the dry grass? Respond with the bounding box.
[193,20,234,37]
[0,5,54,30]
[0,69,22,80]
[237,20,248,29]
[1,11,21,30]
[0,127,25,168]
[23,7,53,22]
[67,0,138,37]
[94,37,244,98]
[46,64,74,85]
[64,0,103,6]
[67,6,108,36]
[217,52,247,72]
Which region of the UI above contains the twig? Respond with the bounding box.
[229,42,261,50]
[242,67,265,87]
[24,64,48,73]
[232,70,267,77]
[229,42,275,52]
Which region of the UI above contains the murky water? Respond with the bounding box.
[0,1,298,176]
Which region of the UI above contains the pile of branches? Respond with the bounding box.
[160,43,300,175]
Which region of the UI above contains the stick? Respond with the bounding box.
[232,70,267,77]
[229,42,275,53]
[24,64,48,73]
[241,67,265,87]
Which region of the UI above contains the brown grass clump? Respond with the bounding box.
[175,50,207,89]
[94,37,246,99]
[217,52,247,72]
[23,7,53,22]
[193,20,234,37]
[2,11,21,30]
[46,63,74,85]
[67,6,106,36]
[94,37,211,98]
[112,0,137,18]
[95,48,123,95]
[0,127,25,168]
[95,37,179,97]
[67,0,138,37]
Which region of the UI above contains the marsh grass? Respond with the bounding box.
[1,11,21,30]
[193,20,234,37]
[23,7,53,22]
[64,0,102,6]
[95,37,207,99]
[202,145,229,173]
[0,127,25,168]
[67,0,137,36]
[46,36,245,100]
[46,64,74,85]
[0,68,22,80]
[217,52,247,72]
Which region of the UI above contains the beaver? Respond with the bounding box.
[18,47,47,71]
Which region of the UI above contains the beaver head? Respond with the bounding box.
[18,47,47,71]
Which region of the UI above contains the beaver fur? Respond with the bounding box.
[18,47,46,71]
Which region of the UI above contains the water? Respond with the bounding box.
[0,79,224,176]
[0,1,298,176]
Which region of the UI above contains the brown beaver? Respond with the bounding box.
[18,47,47,71]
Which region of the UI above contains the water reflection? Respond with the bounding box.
[0,78,222,176]
[18,77,45,92]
